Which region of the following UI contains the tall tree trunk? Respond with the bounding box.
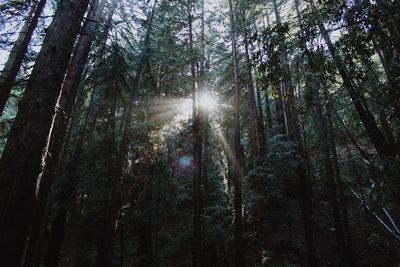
[95,76,118,267]
[228,0,244,265]
[0,0,46,115]
[43,83,98,267]
[189,2,203,264]
[308,70,349,266]
[325,90,354,266]
[255,81,266,154]
[264,83,273,135]
[242,11,260,158]
[271,0,288,135]
[286,2,320,266]
[97,1,157,265]
[261,12,273,137]
[200,0,209,200]
[22,1,107,265]
[0,1,90,265]
[136,185,154,266]
[272,0,299,140]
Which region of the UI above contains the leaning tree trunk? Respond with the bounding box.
[0,0,46,115]
[22,1,106,266]
[0,1,89,265]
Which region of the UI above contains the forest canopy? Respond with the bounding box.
[0,0,399,266]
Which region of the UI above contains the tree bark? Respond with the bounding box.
[200,0,210,201]
[228,0,244,265]
[189,2,203,264]
[22,1,106,266]
[0,1,90,265]
[0,0,46,115]
[242,10,260,158]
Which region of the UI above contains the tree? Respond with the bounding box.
[0,0,90,265]
[0,0,46,115]
[22,1,107,266]
[228,0,244,265]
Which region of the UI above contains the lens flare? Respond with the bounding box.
[179,155,192,168]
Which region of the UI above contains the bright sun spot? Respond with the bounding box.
[176,93,218,121]
[199,93,217,111]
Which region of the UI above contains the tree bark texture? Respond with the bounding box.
[0,1,90,265]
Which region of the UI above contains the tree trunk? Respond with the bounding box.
[228,0,244,265]
[200,0,210,201]
[44,203,69,267]
[270,0,288,135]
[136,186,154,266]
[22,1,106,265]
[290,1,321,266]
[97,1,157,265]
[242,11,260,158]
[255,81,266,155]
[43,83,98,267]
[0,0,46,115]
[264,85,273,134]
[0,1,90,265]
[190,2,203,264]
[95,77,118,267]
[325,91,354,266]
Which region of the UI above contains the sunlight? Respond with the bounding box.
[199,93,217,111]
[176,98,193,121]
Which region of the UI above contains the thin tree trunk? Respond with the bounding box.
[0,0,46,115]
[228,0,244,265]
[242,11,260,158]
[327,108,354,266]
[271,0,289,136]
[200,0,210,201]
[97,1,157,265]
[95,76,118,267]
[255,81,266,154]
[0,1,90,265]
[264,86,273,133]
[290,1,321,265]
[189,2,203,264]
[43,83,98,267]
